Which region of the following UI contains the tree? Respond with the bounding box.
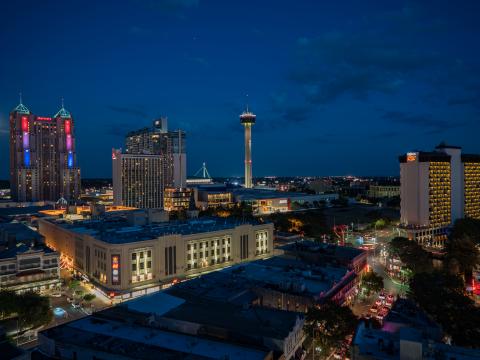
[409,271,480,347]
[445,235,480,278]
[450,218,480,245]
[304,302,358,354]
[16,292,52,331]
[362,271,384,296]
[0,290,18,319]
[68,279,81,290]
[389,237,433,274]
[83,293,96,302]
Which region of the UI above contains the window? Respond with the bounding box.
[187,244,191,251]
[132,264,137,271]
[211,250,214,256]
[147,250,152,258]
[140,262,144,270]
[188,254,191,260]
[147,261,151,269]
[132,253,136,260]
[140,252,144,259]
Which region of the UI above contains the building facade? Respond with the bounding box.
[0,223,60,293]
[9,100,81,202]
[367,185,400,199]
[112,149,164,209]
[38,216,273,298]
[125,118,186,189]
[163,187,193,211]
[399,144,480,247]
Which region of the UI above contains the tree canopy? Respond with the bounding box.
[362,271,384,295]
[409,271,480,347]
[0,290,52,331]
[389,237,433,274]
[304,302,357,353]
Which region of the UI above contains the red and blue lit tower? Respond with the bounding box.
[9,96,81,202]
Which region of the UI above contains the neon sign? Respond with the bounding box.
[23,133,29,148]
[407,152,417,162]
[111,255,120,285]
[67,151,73,168]
[66,134,72,151]
[65,120,71,134]
[21,116,28,132]
[24,149,30,167]
[36,116,52,121]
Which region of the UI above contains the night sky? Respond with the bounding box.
[1,1,479,179]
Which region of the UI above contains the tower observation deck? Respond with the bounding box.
[240,110,256,188]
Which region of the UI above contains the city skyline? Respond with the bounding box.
[1,1,480,179]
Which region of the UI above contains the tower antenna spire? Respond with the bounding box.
[246,93,249,112]
[61,96,64,108]
[19,91,23,104]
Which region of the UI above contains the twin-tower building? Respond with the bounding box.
[9,98,81,202]
[9,96,256,206]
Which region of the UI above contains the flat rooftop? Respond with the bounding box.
[232,188,332,200]
[169,255,351,301]
[41,314,269,360]
[42,217,268,244]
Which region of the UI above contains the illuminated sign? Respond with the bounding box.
[24,149,30,167]
[66,134,72,151]
[67,151,73,168]
[279,199,288,204]
[65,120,71,134]
[112,152,117,160]
[21,116,28,132]
[111,255,120,285]
[36,116,52,121]
[23,132,29,148]
[407,152,417,162]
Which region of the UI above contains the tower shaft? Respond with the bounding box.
[244,124,252,188]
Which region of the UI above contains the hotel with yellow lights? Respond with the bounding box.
[399,143,480,247]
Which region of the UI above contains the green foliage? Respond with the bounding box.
[362,271,384,295]
[450,218,480,245]
[304,302,358,353]
[16,292,53,330]
[374,219,387,229]
[409,271,480,347]
[83,293,96,302]
[445,220,480,277]
[68,279,81,290]
[0,291,52,330]
[0,290,18,319]
[389,237,433,274]
[268,209,332,240]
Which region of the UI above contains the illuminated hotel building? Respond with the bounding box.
[38,215,273,298]
[112,149,164,209]
[9,98,81,202]
[399,144,480,247]
[125,118,186,189]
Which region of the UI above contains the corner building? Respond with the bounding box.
[38,216,273,299]
[399,144,480,247]
[9,100,81,202]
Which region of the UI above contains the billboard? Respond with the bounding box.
[111,255,120,285]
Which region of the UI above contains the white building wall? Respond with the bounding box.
[400,158,429,226]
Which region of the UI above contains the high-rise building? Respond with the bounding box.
[9,98,81,202]
[125,118,186,188]
[399,143,480,247]
[240,109,256,188]
[112,149,164,209]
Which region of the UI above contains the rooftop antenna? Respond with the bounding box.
[61,96,64,108]
[246,93,249,112]
[19,91,23,104]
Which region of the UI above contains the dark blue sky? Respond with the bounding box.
[1,1,479,179]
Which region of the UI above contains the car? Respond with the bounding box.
[71,303,81,309]
[50,292,62,298]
